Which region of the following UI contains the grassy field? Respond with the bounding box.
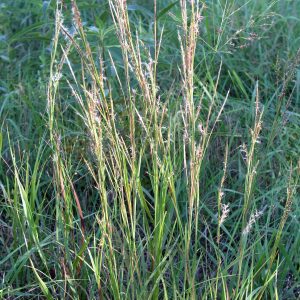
[0,0,300,299]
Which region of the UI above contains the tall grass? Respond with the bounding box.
[1,0,300,299]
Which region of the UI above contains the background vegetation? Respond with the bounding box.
[0,0,300,299]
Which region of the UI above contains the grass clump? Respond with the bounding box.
[1,0,300,299]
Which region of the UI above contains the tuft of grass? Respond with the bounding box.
[1,0,300,299]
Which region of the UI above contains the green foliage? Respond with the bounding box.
[0,0,300,299]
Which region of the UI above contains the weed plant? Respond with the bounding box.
[0,0,300,299]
